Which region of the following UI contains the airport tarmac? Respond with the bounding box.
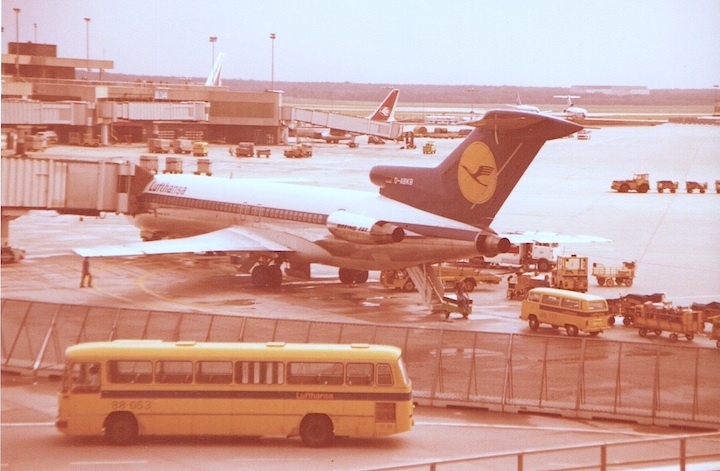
[2,123,720,346]
[3,122,720,470]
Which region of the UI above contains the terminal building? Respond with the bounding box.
[2,41,286,147]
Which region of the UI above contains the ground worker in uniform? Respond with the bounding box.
[80,257,93,288]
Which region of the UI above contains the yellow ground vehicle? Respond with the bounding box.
[592,261,635,287]
[192,141,209,157]
[235,142,255,157]
[380,263,500,293]
[506,272,547,300]
[551,255,588,292]
[56,341,413,447]
[422,141,436,154]
[611,173,650,193]
[708,316,720,349]
[520,287,610,337]
[284,144,313,158]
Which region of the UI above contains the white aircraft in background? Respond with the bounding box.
[554,95,666,126]
[294,88,400,144]
[205,53,225,87]
[76,110,583,292]
[506,93,541,113]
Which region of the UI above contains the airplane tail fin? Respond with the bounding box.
[369,110,582,228]
[367,88,400,122]
[205,52,225,87]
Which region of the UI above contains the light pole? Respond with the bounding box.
[714,85,719,116]
[270,33,276,91]
[13,8,20,77]
[467,87,477,115]
[84,17,90,81]
[33,23,37,43]
[209,36,217,69]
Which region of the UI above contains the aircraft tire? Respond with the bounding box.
[251,265,268,287]
[339,268,368,284]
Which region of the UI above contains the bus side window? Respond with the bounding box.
[196,361,232,384]
[156,360,193,384]
[347,363,373,386]
[108,360,152,384]
[287,362,343,385]
[70,362,101,393]
[527,292,541,303]
[376,363,393,386]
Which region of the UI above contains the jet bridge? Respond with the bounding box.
[292,108,404,140]
[1,155,151,247]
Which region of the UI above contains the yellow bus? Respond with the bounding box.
[56,341,413,446]
[520,287,610,337]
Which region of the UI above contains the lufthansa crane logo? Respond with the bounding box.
[457,141,497,205]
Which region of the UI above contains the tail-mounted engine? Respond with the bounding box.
[327,210,405,245]
[475,233,511,257]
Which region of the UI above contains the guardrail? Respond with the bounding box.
[2,298,719,428]
[367,432,720,471]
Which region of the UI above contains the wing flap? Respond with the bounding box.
[74,227,293,257]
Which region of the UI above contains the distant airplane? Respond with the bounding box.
[75,110,582,296]
[506,93,541,113]
[205,52,225,87]
[553,95,666,126]
[295,88,400,144]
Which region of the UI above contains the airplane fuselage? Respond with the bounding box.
[131,174,493,271]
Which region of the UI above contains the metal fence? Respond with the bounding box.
[2,298,719,428]
[370,432,720,471]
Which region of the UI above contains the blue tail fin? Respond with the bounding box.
[369,110,582,228]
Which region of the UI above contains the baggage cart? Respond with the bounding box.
[440,294,472,320]
[607,292,666,326]
[592,261,635,287]
[632,301,705,342]
[709,316,720,349]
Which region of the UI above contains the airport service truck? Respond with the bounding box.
[483,242,557,272]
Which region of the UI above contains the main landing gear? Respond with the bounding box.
[251,263,283,288]
[338,268,369,285]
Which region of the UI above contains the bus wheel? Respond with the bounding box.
[402,280,415,292]
[607,316,616,326]
[300,414,334,447]
[528,316,540,331]
[104,412,138,446]
[623,317,632,327]
[566,325,579,337]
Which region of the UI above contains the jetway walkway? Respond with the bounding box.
[1,155,150,246]
[292,108,404,140]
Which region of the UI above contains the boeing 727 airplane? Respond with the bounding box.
[76,110,582,299]
[554,95,666,126]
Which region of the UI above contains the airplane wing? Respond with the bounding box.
[74,227,294,257]
[502,231,611,244]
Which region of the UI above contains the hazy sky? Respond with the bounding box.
[3,0,719,89]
